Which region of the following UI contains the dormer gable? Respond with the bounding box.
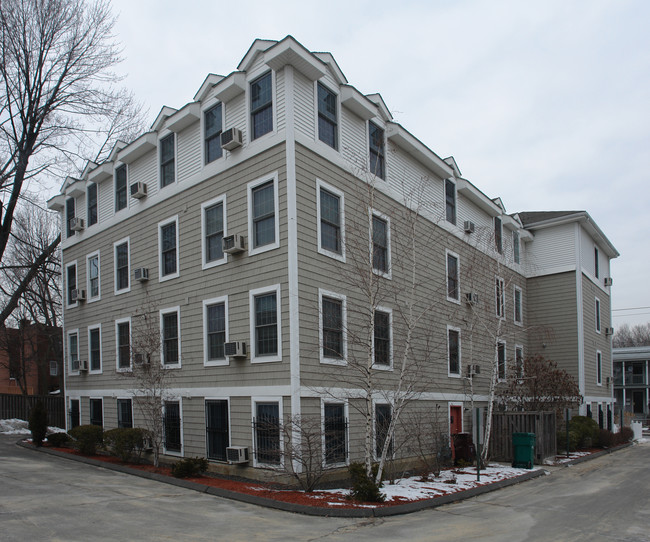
[194,73,226,102]
[237,39,279,71]
[366,93,392,122]
[313,51,348,85]
[151,106,178,132]
[80,161,98,179]
[443,156,462,177]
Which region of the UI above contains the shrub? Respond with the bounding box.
[69,425,104,455]
[28,401,48,447]
[347,462,385,502]
[47,432,71,447]
[616,426,634,444]
[171,457,209,478]
[568,416,600,449]
[597,429,616,448]
[556,428,579,452]
[104,428,147,463]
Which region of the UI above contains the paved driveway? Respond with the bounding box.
[1,435,649,541]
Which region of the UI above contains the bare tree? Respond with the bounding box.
[0,0,147,325]
[613,323,650,348]
[402,406,451,479]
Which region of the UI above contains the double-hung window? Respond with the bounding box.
[205,103,223,163]
[369,121,385,179]
[117,398,133,428]
[204,297,227,365]
[448,327,460,376]
[161,308,180,367]
[68,331,79,372]
[497,341,506,381]
[513,231,520,264]
[250,285,281,362]
[251,72,273,140]
[372,212,390,277]
[114,239,130,294]
[375,403,393,458]
[373,309,391,368]
[320,291,346,363]
[324,403,347,465]
[317,83,337,149]
[88,325,101,373]
[87,252,100,301]
[249,177,278,253]
[66,262,77,307]
[202,198,225,267]
[595,298,601,333]
[89,398,103,427]
[514,286,523,325]
[160,134,175,187]
[65,197,75,238]
[446,251,460,302]
[116,319,131,371]
[318,183,343,258]
[445,179,456,225]
[159,217,179,280]
[495,277,505,318]
[115,165,127,212]
[87,183,98,226]
[494,217,503,254]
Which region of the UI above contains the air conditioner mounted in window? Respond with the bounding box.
[70,217,85,232]
[605,327,614,336]
[71,289,86,303]
[463,220,475,234]
[78,359,89,372]
[134,267,149,282]
[220,127,243,151]
[465,292,479,306]
[134,353,149,365]
[466,364,481,376]
[222,234,246,254]
[130,182,147,199]
[224,341,247,359]
[226,446,249,464]
[604,277,613,287]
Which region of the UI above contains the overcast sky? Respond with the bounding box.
[106,0,649,326]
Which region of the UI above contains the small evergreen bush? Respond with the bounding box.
[28,401,48,447]
[47,432,71,447]
[568,416,600,449]
[556,428,579,453]
[104,428,147,463]
[171,457,209,478]
[347,462,385,502]
[69,425,104,455]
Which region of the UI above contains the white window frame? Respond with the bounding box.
[515,344,524,378]
[158,131,177,189]
[513,286,523,326]
[496,340,507,382]
[373,400,394,461]
[248,69,276,143]
[115,317,132,372]
[513,230,521,264]
[163,397,183,457]
[249,284,282,363]
[314,81,340,151]
[202,100,224,166]
[158,215,180,282]
[370,209,392,280]
[203,296,229,367]
[113,237,131,295]
[114,163,128,214]
[89,397,104,427]
[447,325,461,378]
[495,276,505,319]
[316,179,345,262]
[201,195,227,269]
[372,305,393,370]
[65,260,78,308]
[159,306,181,369]
[445,178,457,226]
[247,173,280,256]
[595,297,601,333]
[67,328,80,375]
[596,350,603,386]
[319,289,347,366]
[251,397,283,468]
[446,250,461,303]
[321,399,349,467]
[86,250,101,303]
[87,324,102,375]
[116,397,134,428]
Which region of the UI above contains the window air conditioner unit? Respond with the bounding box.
[220,127,243,151]
[224,341,247,359]
[605,327,614,336]
[71,359,80,372]
[606,376,612,385]
[463,220,475,234]
[134,267,149,282]
[604,277,613,287]
[70,218,85,232]
[465,292,479,306]
[226,446,249,464]
[222,234,246,254]
[467,364,481,376]
[130,182,147,199]
[78,359,89,372]
[134,353,149,366]
[71,289,86,303]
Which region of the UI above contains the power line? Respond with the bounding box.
[612,306,650,312]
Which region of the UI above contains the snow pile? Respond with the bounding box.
[0,418,65,435]
[546,451,591,465]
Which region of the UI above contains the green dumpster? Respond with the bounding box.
[512,432,536,469]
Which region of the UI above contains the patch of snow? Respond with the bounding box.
[0,418,65,435]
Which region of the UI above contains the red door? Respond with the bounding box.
[450,405,462,460]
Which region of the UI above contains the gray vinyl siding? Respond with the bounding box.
[526,272,579,381]
[582,274,612,398]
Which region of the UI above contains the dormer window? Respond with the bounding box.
[65,197,75,238]
[160,134,175,187]
[318,83,337,149]
[115,165,127,212]
[87,183,98,226]
[205,103,223,163]
[251,72,272,140]
[369,121,385,180]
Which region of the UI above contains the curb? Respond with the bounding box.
[15,440,626,517]
[555,442,634,467]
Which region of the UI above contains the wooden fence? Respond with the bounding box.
[489,411,556,464]
[0,394,65,429]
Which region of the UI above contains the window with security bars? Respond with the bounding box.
[375,403,393,458]
[322,297,343,359]
[251,72,273,140]
[324,403,347,465]
[252,181,275,248]
[162,311,179,365]
[205,103,223,163]
[374,310,390,366]
[206,302,226,361]
[318,83,337,149]
[117,399,132,428]
[115,165,127,211]
[160,222,177,277]
[372,215,388,274]
[164,401,181,452]
[255,292,278,357]
[254,402,280,464]
[89,398,103,427]
[204,202,224,263]
[206,400,229,461]
[160,134,175,187]
[369,121,385,179]
[320,188,341,254]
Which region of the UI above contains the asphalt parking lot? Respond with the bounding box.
[1,435,649,541]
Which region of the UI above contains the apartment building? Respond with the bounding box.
[48,36,617,474]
